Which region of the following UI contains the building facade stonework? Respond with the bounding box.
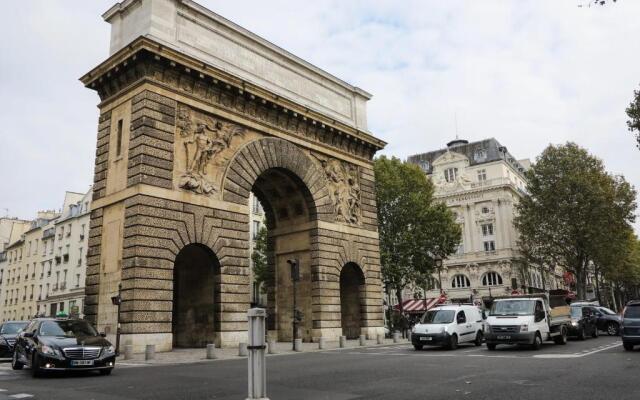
[82,0,386,351]
[408,139,564,304]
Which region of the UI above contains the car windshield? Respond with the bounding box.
[624,306,640,319]
[0,322,28,335]
[570,307,583,318]
[421,310,455,324]
[38,320,99,338]
[490,300,535,316]
[599,307,617,315]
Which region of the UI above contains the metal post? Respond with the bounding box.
[287,259,300,351]
[111,284,122,356]
[247,308,268,400]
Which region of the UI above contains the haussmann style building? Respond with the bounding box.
[407,138,565,308]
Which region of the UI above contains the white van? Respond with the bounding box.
[411,305,485,350]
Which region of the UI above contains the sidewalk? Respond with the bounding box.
[116,337,411,366]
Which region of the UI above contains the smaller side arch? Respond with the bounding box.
[340,262,366,339]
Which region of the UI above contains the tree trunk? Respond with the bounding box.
[594,266,601,304]
[575,268,585,300]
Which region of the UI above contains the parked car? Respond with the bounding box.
[593,306,622,336]
[0,321,29,358]
[411,305,484,350]
[567,305,598,340]
[12,318,116,377]
[622,300,640,351]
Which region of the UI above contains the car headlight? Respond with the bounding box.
[521,324,529,332]
[571,321,578,326]
[40,345,58,356]
[103,345,116,355]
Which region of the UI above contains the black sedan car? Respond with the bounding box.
[567,306,598,340]
[0,321,29,358]
[12,318,116,377]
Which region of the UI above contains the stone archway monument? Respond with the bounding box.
[81,0,386,352]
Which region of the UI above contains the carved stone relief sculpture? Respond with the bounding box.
[177,105,245,195]
[313,155,361,225]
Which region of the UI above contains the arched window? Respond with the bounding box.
[482,272,503,286]
[451,274,471,288]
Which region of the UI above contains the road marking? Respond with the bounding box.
[9,394,34,399]
[533,343,621,359]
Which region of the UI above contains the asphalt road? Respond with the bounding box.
[0,335,637,400]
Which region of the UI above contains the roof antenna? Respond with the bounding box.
[454,112,459,140]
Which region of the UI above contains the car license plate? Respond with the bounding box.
[497,335,511,340]
[420,337,432,341]
[71,360,94,366]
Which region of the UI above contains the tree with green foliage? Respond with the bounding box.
[600,231,640,307]
[251,226,270,294]
[627,86,640,149]
[514,143,636,299]
[374,156,462,312]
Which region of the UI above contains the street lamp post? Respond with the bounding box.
[435,256,443,291]
[110,284,122,356]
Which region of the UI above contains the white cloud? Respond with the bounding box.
[0,0,638,231]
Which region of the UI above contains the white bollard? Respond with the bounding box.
[393,331,400,343]
[377,334,384,345]
[359,334,366,346]
[293,338,302,352]
[124,344,134,360]
[339,336,347,348]
[267,338,277,354]
[247,308,268,400]
[145,344,155,360]
[318,337,326,350]
[239,342,248,357]
[206,344,217,359]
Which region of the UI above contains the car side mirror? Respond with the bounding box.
[23,332,34,338]
[100,332,106,338]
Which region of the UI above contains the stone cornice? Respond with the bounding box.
[80,37,386,160]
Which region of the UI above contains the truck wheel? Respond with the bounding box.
[486,343,497,351]
[553,327,567,345]
[474,331,483,347]
[447,334,458,350]
[413,345,423,351]
[607,322,619,336]
[531,333,542,350]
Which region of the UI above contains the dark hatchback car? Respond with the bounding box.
[0,321,29,358]
[622,301,640,351]
[567,306,598,340]
[12,318,116,377]
[593,306,622,336]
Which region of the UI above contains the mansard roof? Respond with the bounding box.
[407,138,528,177]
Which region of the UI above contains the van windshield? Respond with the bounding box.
[421,310,455,324]
[490,300,535,316]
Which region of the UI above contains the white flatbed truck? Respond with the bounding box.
[485,294,571,350]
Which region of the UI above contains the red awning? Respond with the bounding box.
[394,297,442,313]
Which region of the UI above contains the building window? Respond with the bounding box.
[451,274,471,288]
[482,272,503,286]
[483,241,496,252]
[477,169,487,181]
[418,160,430,172]
[252,221,261,240]
[474,149,487,162]
[116,119,123,157]
[481,223,494,236]
[444,168,458,183]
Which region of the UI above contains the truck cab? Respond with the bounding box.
[485,295,570,350]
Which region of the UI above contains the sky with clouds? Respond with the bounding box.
[0,0,638,231]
